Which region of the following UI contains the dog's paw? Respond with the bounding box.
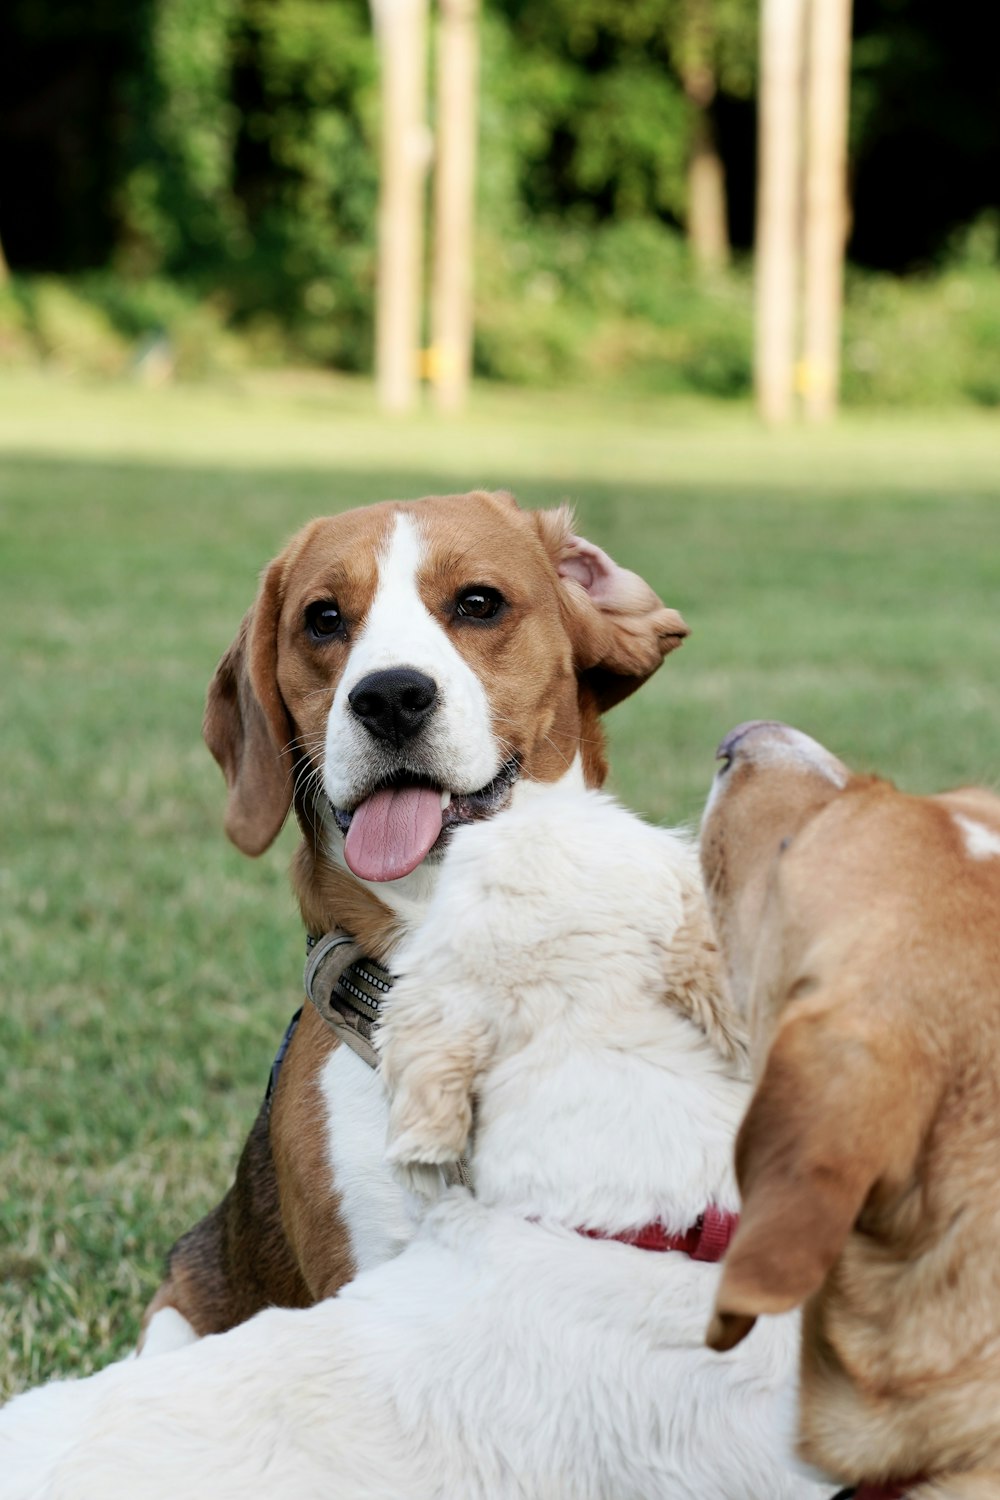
[385,1118,466,1169]
[386,1080,473,1172]
[390,1158,447,1200]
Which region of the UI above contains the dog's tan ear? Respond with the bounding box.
[534,507,689,711]
[707,999,925,1353]
[203,557,293,856]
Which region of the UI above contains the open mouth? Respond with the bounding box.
[331,757,520,884]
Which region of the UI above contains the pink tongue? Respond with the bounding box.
[343,785,444,882]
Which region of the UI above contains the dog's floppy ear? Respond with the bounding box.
[533,507,689,711]
[203,557,293,856]
[707,998,925,1353]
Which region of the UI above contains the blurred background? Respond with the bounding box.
[1,0,999,406]
[2,0,999,1397]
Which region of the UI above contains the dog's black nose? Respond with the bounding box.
[348,668,439,747]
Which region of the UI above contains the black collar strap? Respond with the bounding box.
[304,930,395,1069]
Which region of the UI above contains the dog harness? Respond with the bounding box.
[263,1005,304,1115]
[262,930,391,1113]
[303,929,394,1069]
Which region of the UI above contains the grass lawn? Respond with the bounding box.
[2,371,999,1397]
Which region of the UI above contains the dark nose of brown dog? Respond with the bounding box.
[349,668,439,748]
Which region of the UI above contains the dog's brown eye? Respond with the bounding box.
[455,587,504,621]
[305,600,344,640]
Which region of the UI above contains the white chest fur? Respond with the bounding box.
[318,1044,421,1272]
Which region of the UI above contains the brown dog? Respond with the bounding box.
[139,489,687,1353]
[700,719,1000,1499]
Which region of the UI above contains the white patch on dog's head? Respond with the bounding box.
[954,813,1000,861]
[323,514,499,810]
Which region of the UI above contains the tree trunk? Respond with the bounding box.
[688,107,729,271]
[372,0,431,413]
[802,0,852,422]
[754,0,806,425]
[678,0,730,271]
[430,0,479,412]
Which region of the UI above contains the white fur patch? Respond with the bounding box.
[384,784,743,1230]
[138,1308,199,1359]
[322,513,499,810]
[318,1044,423,1273]
[954,813,1000,861]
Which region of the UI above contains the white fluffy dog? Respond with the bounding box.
[0,783,821,1499]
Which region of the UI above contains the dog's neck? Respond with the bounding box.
[471,1005,746,1235]
[291,806,428,963]
[292,764,592,963]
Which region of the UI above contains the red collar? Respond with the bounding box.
[580,1205,738,1262]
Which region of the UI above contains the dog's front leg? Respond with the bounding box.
[379,977,495,1187]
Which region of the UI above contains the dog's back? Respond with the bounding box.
[702,721,1000,1495]
[791,787,1000,1486]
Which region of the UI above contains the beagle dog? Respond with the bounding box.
[701,720,1000,1500]
[0,781,824,1500]
[139,489,689,1354]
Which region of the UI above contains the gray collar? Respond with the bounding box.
[304,931,395,1069]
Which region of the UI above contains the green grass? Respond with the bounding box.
[2,371,999,1397]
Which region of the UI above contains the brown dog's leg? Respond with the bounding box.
[139,1097,312,1347]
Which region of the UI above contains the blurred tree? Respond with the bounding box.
[371,0,430,410]
[489,0,755,258]
[119,0,244,275]
[118,0,378,365]
[801,0,852,420]
[754,0,804,425]
[669,0,757,269]
[228,0,378,365]
[0,0,997,377]
[430,0,480,411]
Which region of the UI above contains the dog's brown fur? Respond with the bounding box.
[700,722,1000,1498]
[142,491,686,1342]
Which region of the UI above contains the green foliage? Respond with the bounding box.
[6,281,128,376]
[2,0,999,402]
[0,276,246,379]
[120,0,245,271]
[226,0,379,365]
[116,0,378,365]
[475,219,752,396]
[0,287,38,369]
[572,64,690,220]
[843,217,1000,408]
[82,0,762,366]
[483,0,754,228]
